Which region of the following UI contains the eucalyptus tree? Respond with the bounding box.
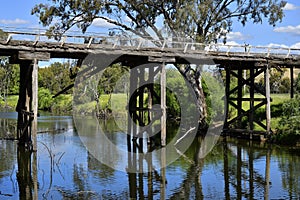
[32,0,287,127]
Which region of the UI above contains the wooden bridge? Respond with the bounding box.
[1,28,300,150]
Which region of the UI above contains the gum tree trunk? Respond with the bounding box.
[176,64,208,131]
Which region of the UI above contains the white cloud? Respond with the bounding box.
[0,18,29,25]
[225,41,241,46]
[274,24,300,35]
[267,43,289,48]
[226,32,252,41]
[92,18,116,28]
[283,3,300,11]
[290,42,300,48]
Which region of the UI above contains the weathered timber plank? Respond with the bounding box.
[19,51,50,61]
[148,56,175,63]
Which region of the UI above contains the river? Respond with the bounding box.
[0,112,299,199]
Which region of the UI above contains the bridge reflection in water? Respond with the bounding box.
[0,116,299,199]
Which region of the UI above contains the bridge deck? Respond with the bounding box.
[0,29,299,146]
[0,30,299,66]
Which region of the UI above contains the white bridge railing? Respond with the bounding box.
[1,27,300,58]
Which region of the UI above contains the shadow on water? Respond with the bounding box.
[0,112,300,199]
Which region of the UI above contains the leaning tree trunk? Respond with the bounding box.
[176,64,208,131]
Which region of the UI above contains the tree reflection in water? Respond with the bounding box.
[0,115,300,199]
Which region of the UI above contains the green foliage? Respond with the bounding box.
[98,64,129,95]
[0,95,18,111]
[51,94,73,114]
[39,62,73,95]
[153,84,181,118]
[259,68,289,93]
[32,0,286,127]
[165,68,185,118]
[295,73,300,93]
[275,96,300,145]
[37,62,74,113]
[279,77,291,93]
[0,55,20,110]
[38,87,54,110]
[73,93,127,115]
[202,71,224,122]
[0,60,20,95]
[32,0,286,43]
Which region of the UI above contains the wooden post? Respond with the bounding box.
[32,152,38,200]
[290,66,294,99]
[147,149,153,200]
[224,67,231,132]
[237,68,243,128]
[16,146,33,199]
[138,68,144,150]
[17,60,33,146]
[147,67,154,146]
[32,59,38,151]
[249,68,254,133]
[265,65,271,135]
[223,138,230,200]
[160,62,166,146]
[237,146,242,200]
[248,142,254,199]
[127,68,133,152]
[264,149,271,200]
[160,147,166,200]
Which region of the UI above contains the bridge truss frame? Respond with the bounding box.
[0,29,300,148]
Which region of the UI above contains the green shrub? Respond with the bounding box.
[275,96,300,145]
[51,94,73,114]
[38,87,54,110]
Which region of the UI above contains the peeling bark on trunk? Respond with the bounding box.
[176,64,208,131]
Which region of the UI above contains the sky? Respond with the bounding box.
[0,0,299,49]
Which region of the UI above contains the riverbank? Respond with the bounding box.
[1,92,299,145]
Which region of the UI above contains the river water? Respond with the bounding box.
[0,112,299,199]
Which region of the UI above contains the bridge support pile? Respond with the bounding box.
[126,62,167,199]
[127,62,167,152]
[11,52,49,150]
[221,62,272,139]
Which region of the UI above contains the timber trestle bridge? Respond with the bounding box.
[1,28,300,150]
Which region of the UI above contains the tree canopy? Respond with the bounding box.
[32,0,287,127]
[32,0,286,43]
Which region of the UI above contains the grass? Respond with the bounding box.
[1,93,292,132]
[52,94,73,114]
[74,93,128,115]
[0,95,18,111]
[228,93,291,131]
[108,93,128,112]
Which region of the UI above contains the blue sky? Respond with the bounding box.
[0,0,299,48]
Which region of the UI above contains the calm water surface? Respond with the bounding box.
[0,112,300,199]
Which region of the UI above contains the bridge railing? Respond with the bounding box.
[1,28,300,58]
